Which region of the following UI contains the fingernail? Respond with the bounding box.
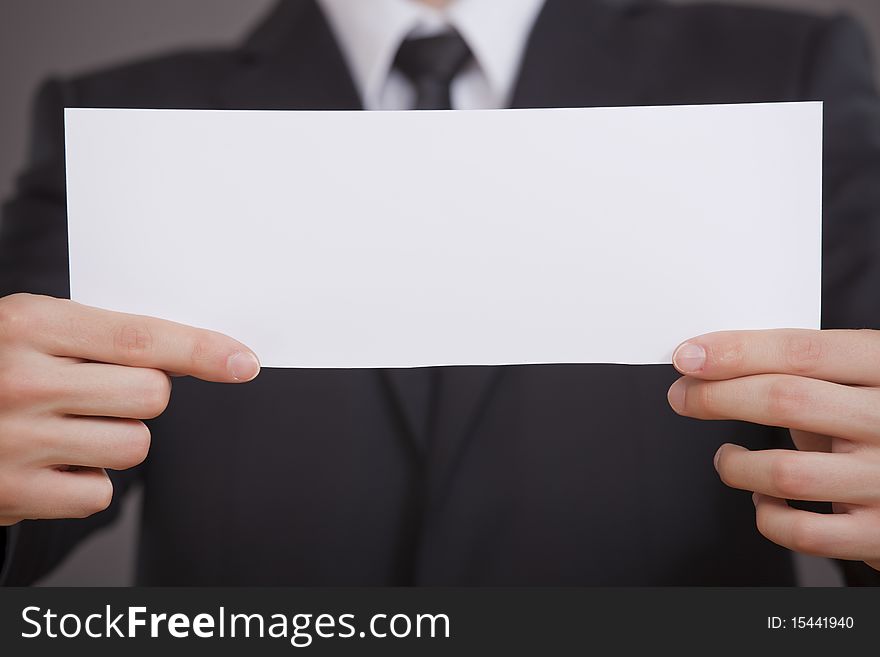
[227,351,261,382]
[667,380,686,411]
[752,492,759,506]
[673,343,706,374]
[713,444,724,470]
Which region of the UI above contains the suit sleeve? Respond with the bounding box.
[0,78,72,298]
[804,15,880,585]
[0,78,142,586]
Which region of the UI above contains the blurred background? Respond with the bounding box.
[1,0,877,586]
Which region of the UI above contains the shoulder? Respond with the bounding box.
[609,0,871,101]
[59,47,247,108]
[619,0,859,63]
[626,0,834,37]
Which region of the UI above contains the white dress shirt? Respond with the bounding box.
[317,0,547,110]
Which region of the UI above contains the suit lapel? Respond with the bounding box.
[217,0,362,110]
[382,369,435,455]
[425,367,504,493]
[511,0,656,110]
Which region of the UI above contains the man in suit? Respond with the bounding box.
[1,0,880,585]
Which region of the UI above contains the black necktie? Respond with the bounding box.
[387,33,471,451]
[394,32,474,110]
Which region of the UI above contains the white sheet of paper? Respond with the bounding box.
[65,103,822,368]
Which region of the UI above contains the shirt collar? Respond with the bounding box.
[317,0,547,109]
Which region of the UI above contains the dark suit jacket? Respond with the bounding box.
[2,0,880,586]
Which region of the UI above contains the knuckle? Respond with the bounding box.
[188,333,223,370]
[690,382,719,417]
[137,370,171,419]
[113,323,154,362]
[0,370,16,404]
[0,367,48,407]
[858,328,880,348]
[716,467,735,489]
[80,476,114,517]
[715,455,738,488]
[787,516,825,555]
[190,337,212,362]
[0,419,48,463]
[0,293,38,341]
[0,472,25,516]
[782,333,823,374]
[0,420,14,461]
[755,504,772,539]
[769,454,810,499]
[765,378,809,423]
[118,422,152,468]
[708,338,746,371]
[98,476,115,511]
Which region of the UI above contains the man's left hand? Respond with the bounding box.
[667,329,880,572]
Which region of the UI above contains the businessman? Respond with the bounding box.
[1,0,880,585]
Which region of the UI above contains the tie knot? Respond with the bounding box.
[394,32,473,104]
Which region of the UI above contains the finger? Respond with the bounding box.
[0,294,260,383]
[6,416,151,471]
[753,493,880,562]
[11,468,114,520]
[672,329,880,385]
[789,429,833,453]
[667,374,880,444]
[714,444,880,504]
[4,358,174,419]
[55,363,173,419]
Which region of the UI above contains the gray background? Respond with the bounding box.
[0,0,877,586]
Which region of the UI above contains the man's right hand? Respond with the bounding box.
[0,293,261,526]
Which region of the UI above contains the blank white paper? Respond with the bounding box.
[65,104,822,367]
